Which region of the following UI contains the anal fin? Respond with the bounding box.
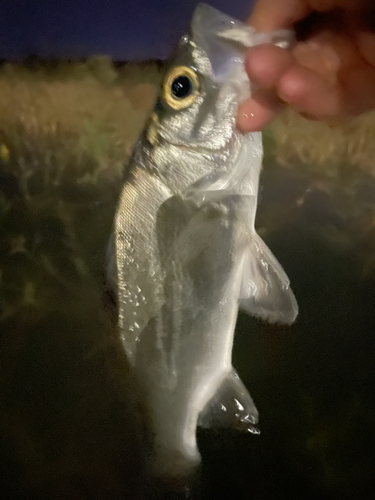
[198,369,259,435]
[239,232,298,325]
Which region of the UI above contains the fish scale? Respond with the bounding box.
[107,2,298,485]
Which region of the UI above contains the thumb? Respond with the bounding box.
[248,0,311,31]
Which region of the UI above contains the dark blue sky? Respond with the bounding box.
[1,0,254,61]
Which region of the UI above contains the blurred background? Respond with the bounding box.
[1,1,375,499]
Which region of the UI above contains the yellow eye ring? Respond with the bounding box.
[162,66,200,110]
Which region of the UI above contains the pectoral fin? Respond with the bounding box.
[239,232,298,325]
[198,369,259,434]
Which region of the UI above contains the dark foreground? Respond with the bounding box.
[1,153,375,500]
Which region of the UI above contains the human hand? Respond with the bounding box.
[237,0,375,132]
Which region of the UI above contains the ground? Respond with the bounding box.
[1,58,375,499]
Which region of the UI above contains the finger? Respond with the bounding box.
[242,58,375,123]
[308,0,356,11]
[295,28,359,70]
[245,45,295,88]
[352,0,375,34]
[356,31,375,67]
[292,40,340,85]
[248,0,310,31]
[248,0,359,32]
[280,28,375,117]
[277,65,343,118]
[237,89,285,132]
[340,64,375,115]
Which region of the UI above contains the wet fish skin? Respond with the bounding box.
[109,3,298,480]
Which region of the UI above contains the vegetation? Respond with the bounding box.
[1,57,375,499]
[0,58,161,190]
[272,108,375,178]
[1,56,374,194]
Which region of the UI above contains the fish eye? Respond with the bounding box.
[163,66,199,110]
[171,76,192,99]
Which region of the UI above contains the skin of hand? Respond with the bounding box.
[237,0,375,132]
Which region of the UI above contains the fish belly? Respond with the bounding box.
[130,195,248,477]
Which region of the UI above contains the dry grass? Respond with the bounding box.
[1,57,375,189]
[1,59,375,499]
[0,60,162,323]
[0,59,161,194]
[0,60,165,498]
[270,108,375,177]
[1,57,375,319]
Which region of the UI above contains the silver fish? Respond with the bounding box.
[107,3,298,480]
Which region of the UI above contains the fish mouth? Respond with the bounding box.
[190,4,249,83]
[191,3,293,49]
[190,3,294,83]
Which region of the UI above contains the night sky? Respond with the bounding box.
[1,0,254,61]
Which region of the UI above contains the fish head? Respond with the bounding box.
[148,3,293,153]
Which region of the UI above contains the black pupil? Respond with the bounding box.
[171,76,192,99]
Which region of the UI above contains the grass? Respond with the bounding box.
[0,58,162,499]
[1,56,375,198]
[1,57,375,499]
[1,57,375,190]
[0,59,159,322]
[0,58,161,193]
[271,108,375,178]
[1,56,375,321]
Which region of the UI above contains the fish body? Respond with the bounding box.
[108,3,298,479]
